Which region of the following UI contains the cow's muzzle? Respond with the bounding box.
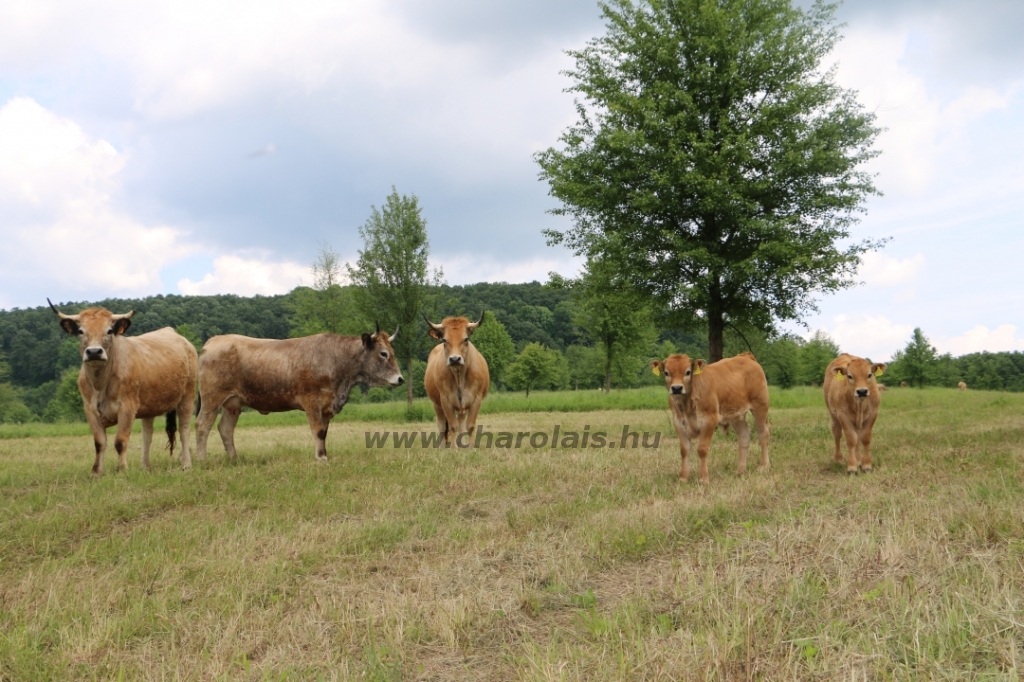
[83,347,106,362]
[670,385,683,395]
[855,388,869,398]
[390,375,405,387]
[447,355,464,367]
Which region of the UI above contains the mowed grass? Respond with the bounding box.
[1,388,1023,680]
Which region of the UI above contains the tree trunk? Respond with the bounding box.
[406,357,413,407]
[708,312,724,364]
[604,348,612,392]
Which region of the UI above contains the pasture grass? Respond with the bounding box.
[1,387,1022,680]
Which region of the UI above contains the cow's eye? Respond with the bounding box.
[662,371,668,377]
[76,329,84,335]
[106,329,114,335]
[379,350,389,359]
[847,374,853,380]
[685,370,691,376]
[868,373,873,378]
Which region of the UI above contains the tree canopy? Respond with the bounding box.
[536,0,882,362]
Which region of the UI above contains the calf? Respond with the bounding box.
[958,381,967,391]
[650,352,770,483]
[823,354,886,474]
[194,327,403,462]
[49,300,197,473]
[424,315,490,446]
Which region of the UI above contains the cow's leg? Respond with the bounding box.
[840,419,860,474]
[440,402,460,448]
[218,402,242,460]
[430,402,448,445]
[672,416,691,481]
[113,409,136,472]
[732,417,751,476]
[465,400,484,446]
[85,410,108,476]
[859,415,878,472]
[829,414,844,463]
[753,408,770,471]
[696,425,715,483]
[141,417,154,471]
[304,410,328,461]
[193,395,222,461]
[177,394,193,470]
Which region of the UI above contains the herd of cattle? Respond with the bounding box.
[48,300,941,480]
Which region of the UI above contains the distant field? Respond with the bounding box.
[1,388,1022,680]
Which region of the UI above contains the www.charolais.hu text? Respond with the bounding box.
[364,425,662,449]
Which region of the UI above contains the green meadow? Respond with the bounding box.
[1,387,1022,680]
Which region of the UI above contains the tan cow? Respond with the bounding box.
[424,315,490,447]
[650,352,770,483]
[823,354,886,474]
[49,300,197,474]
[958,381,967,391]
[194,328,403,462]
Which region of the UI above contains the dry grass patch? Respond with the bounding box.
[1,389,1023,680]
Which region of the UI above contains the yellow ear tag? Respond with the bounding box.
[652,365,661,376]
[693,365,702,375]
[835,370,844,380]
[876,367,884,377]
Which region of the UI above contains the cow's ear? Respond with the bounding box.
[112,317,132,336]
[59,318,80,336]
[428,326,444,340]
[362,333,374,350]
[693,359,706,375]
[872,363,887,377]
[650,360,663,376]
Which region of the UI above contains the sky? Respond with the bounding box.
[0,0,1021,361]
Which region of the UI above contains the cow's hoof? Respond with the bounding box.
[847,469,857,476]
[861,465,872,473]
[315,456,328,463]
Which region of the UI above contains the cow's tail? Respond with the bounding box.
[195,393,202,417]
[165,410,178,458]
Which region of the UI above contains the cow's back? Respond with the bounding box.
[121,328,198,417]
[200,334,322,393]
[698,353,769,416]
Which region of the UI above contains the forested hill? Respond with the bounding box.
[0,282,576,390]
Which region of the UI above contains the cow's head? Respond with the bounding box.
[650,353,705,397]
[361,324,404,387]
[425,314,483,368]
[49,298,133,364]
[833,357,886,399]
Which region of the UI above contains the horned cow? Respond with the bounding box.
[424,315,490,447]
[650,352,770,483]
[194,327,403,462]
[49,299,197,474]
[823,353,886,474]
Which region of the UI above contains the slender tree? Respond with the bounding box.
[536,0,882,362]
[348,188,444,406]
[470,312,516,388]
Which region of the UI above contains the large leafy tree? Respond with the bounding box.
[291,243,362,337]
[348,188,444,406]
[536,0,882,362]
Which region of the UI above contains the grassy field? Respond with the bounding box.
[1,387,1022,680]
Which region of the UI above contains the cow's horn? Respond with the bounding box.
[47,297,72,320]
[375,320,381,334]
[111,310,135,321]
[424,314,444,333]
[467,311,485,331]
[389,324,399,343]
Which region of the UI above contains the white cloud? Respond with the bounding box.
[937,324,1024,356]
[857,251,925,286]
[437,253,582,286]
[178,254,307,296]
[812,314,914,362]
[0,97,192,297]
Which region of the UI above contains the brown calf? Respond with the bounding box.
[194,328,403,462]
[958,381,967,390]
[650,352,770,483]
[424,315,490,446]
[49,300,197,474]
[823,354,886,474]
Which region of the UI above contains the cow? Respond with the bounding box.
[899,381,908,388]
[194,327,403,462]
[650,352,770,483]
[958,381,967,391]
[877,383,887,392]
[823,354,886,475]
[49,299,197,474]
[424,315,490,447]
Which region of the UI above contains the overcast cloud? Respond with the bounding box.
[1,0,1021,360]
